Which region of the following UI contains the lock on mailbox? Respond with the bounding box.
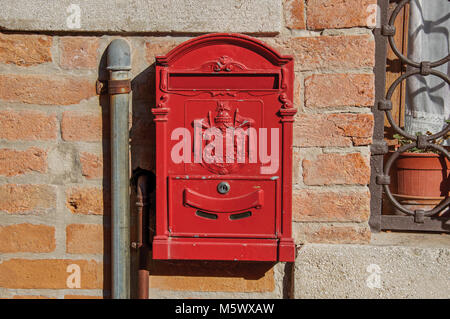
[152,33,297,262]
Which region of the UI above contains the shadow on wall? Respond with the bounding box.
[98,44,278,298]
[97,48,112,297]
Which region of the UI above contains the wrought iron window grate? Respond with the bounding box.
[370,0,450,232]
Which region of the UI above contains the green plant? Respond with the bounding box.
[393,120,450,153]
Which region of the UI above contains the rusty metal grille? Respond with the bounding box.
[370,0,450,232]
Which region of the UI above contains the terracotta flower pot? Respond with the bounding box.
[396,152,449,197]
[391,152,450,214]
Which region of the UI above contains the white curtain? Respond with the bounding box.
[405,0,450,143]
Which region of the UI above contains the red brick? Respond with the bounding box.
[293,190,370,222]
[149,261,274,292]
[12,295,55,299]
[307,0,377,30]
[132,144,155,172]
[285,0,306,29]
[80,152,103,179]
[273,35,375,71]
[131,71,155,102]
[131,107,155,142]
[294,223,371,244]
[328,113,374,145]
[61,111,102,142]
[0,109,57,141]
[293,74,302,110]
[0,184,56,214]
[66,224,107,254]
[0,148,47,176]
[0,34,52,66]
[293,148,301,184]
[145,40,180,64]
[353,137,373,146]
[305,73,374,108]
[66,187,107,215]
[0,74,96,105]
[59,37,99,69]
[0,223,55,253]
[303,153,370,185]
[0,259,106,289]
[294,113,374,147]
[64,295,103,299]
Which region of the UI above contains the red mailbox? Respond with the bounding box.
[152,33,297,262]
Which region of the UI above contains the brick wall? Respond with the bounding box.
[0,0,376,298]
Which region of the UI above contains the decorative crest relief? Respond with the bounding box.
[192,101,254,175]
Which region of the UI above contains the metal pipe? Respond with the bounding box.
[135,174,150,299]
[107,39,131,299]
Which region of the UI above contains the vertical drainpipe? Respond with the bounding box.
[107,39,131,299]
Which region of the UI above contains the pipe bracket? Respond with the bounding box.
[96,79,131,95]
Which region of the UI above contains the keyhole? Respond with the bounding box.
[217,182,230,194]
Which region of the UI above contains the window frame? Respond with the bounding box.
[370,0,450,233]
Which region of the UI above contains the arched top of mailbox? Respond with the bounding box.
[155,33,293,68]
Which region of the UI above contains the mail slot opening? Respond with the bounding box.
[229,211,252,220]
[169,73,279,90]
[195,210,218,220]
